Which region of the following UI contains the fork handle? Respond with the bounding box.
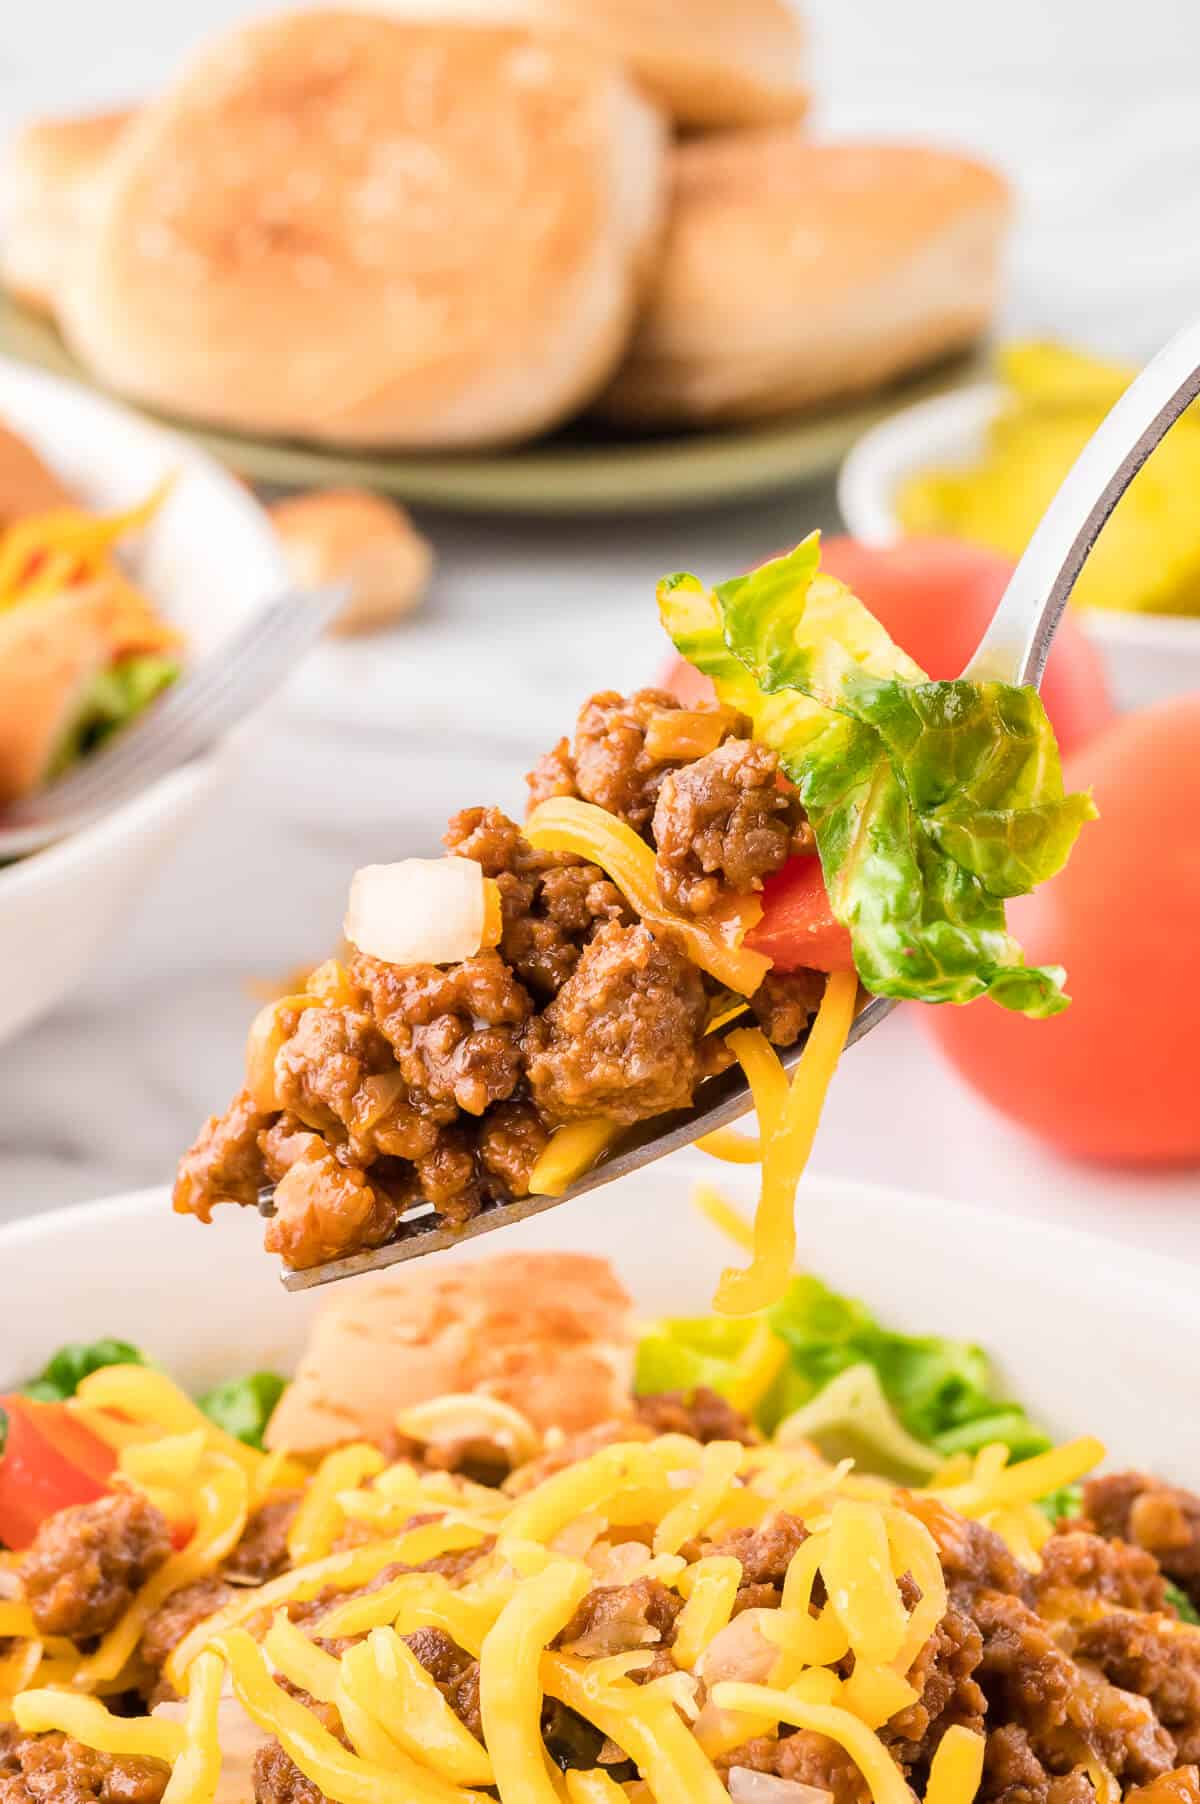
[965,318,1200,686]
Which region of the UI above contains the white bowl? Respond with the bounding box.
[0,357,290,1044]
[837,381,1200,715]
[1,1164,1195,1482]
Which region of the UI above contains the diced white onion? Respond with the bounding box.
[393,1393,541,1464]
[344,857,488,966]
[728,1770,834,1804]
[696,1609,778,1683]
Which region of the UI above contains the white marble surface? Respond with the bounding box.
[1,1,1198,1253]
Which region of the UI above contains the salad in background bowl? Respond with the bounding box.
[0,355,290,1045]
[838,342,1200,713]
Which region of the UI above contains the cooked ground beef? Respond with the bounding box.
[252,1740,323,1804]
[138,1576,234,1673]
[403,1627,483,1740]
[20,1493,171,1641]
[1035,1530,1169,1615]
[750,967,828,1044]
[653,739,802,914]
[264,1142,403,1271]
[1085,1475,1200,1608]
[534,688,692,832]
[1127,1771,1200,1804]
[224,1496,301,1585]
[717,1728,873,1803]
[883,1602,987,1764]
[905,1494,1033,1603]
[705,1511,810,1615]
[555,1578,683,1656]
[1074,1614,1200,1764]
[173,1088,270,1219]
[526,922,708,1124]
[634,1387,758,1445]
[0,1732,168,1804]
[980,1724,1093,1804]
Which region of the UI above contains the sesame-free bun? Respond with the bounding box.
[599,132,1011,429]
[265,1251,636,1454]
[360,0,808,130]
[55,11,667,450]
[0,109,131,315]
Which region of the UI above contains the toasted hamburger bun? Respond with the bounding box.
[0,109,131,315]
[269,490,434,635]
[598,132,1011,428]
[265,1251,635,1455]
[56,12,667,450]
[359,0,808,130]
[0,587,113,806]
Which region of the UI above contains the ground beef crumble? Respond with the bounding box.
[1084,1476,1200,1609]
[653,738,804,914]
[19,1493,171,1641]
[634,1387,759,1445]
[0,1731,168,1804]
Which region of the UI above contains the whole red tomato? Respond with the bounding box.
[660,537,1116,757]
[922,695,1200,1167]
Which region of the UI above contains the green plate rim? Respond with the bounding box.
[0,290,989,515]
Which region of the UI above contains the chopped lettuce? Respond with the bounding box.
[49,654,179,779]
[21,1339,148,1402]
[1166,1581,1200,1626]
[1035,1482,1084,1525]
[657,536,1096,1016]
[198,1373,286,1450]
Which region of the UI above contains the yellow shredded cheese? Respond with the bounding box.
[934,1437,1105,1518]
[287,1444,386,1565]
[263,1613,341,1703]
[822,1500,909,1666]
[0,1603,37,1639]
[838,1662,920,1729]
[884,1508,948,1674]
[160,1651,225,1804]
[343,1628,496,1787]
[673,1558,743,1671]
[0,1641,43,1724]
[527,1118,619,1198]
[925,1725,987,1804]
[524,797,771,995]
[13,1690,186,1762]
[479,1561,593,1804]
[654,1442,744,1556]
[709,1684,912,1804]
[693,1185,757,1253]
[544,1654,729,1804]
[565,1769,631,1804]
[716,970,859,1316]
[695,1126,763,1164]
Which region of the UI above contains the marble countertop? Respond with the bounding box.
[1,0,1197,1259]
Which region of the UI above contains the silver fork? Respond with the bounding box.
[0,586,347,860]
[282,317,1200,1291]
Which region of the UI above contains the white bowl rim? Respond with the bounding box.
[0,353,288,888]
[4,1170,1193,1308]
[838,379,1200,652]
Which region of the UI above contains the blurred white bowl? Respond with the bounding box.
[838,381,1200,714]
[0,357,290,1044]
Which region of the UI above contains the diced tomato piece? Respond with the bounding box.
[747,855,855,973]
[0,1395,111,1550]
[20,1398,117,1489]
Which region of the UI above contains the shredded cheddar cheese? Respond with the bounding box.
[527,1118,619,1197]
[287,1443,386,1565]
[524,797,770,995]
[925,1725,987,1804]
[479,1562,593,1804]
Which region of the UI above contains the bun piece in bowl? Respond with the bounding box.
[56,11,667,450]
[599,131,1011,428]
[0,109,132,315]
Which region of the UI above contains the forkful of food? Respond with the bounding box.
[172,317,1200,1304]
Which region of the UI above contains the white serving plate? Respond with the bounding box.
[1,1165,1194,1483]
[0,357,290,1044]
[837,381,1200,714]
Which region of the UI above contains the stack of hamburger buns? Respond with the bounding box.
[1,0,1011,452]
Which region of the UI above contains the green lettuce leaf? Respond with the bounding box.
[1165,1581,1200,1626]
[773,1363,943,1482]
[21,1339,148,1402]
[198,1373,286,1450]
[657,536,1096,1016]
[49,654,180,779]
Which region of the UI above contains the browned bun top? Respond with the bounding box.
[402,0,809,128]
[57,11,667,450]
[599,131,1012,427]
[265,1251,636,1454]
[0,109,132,314]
